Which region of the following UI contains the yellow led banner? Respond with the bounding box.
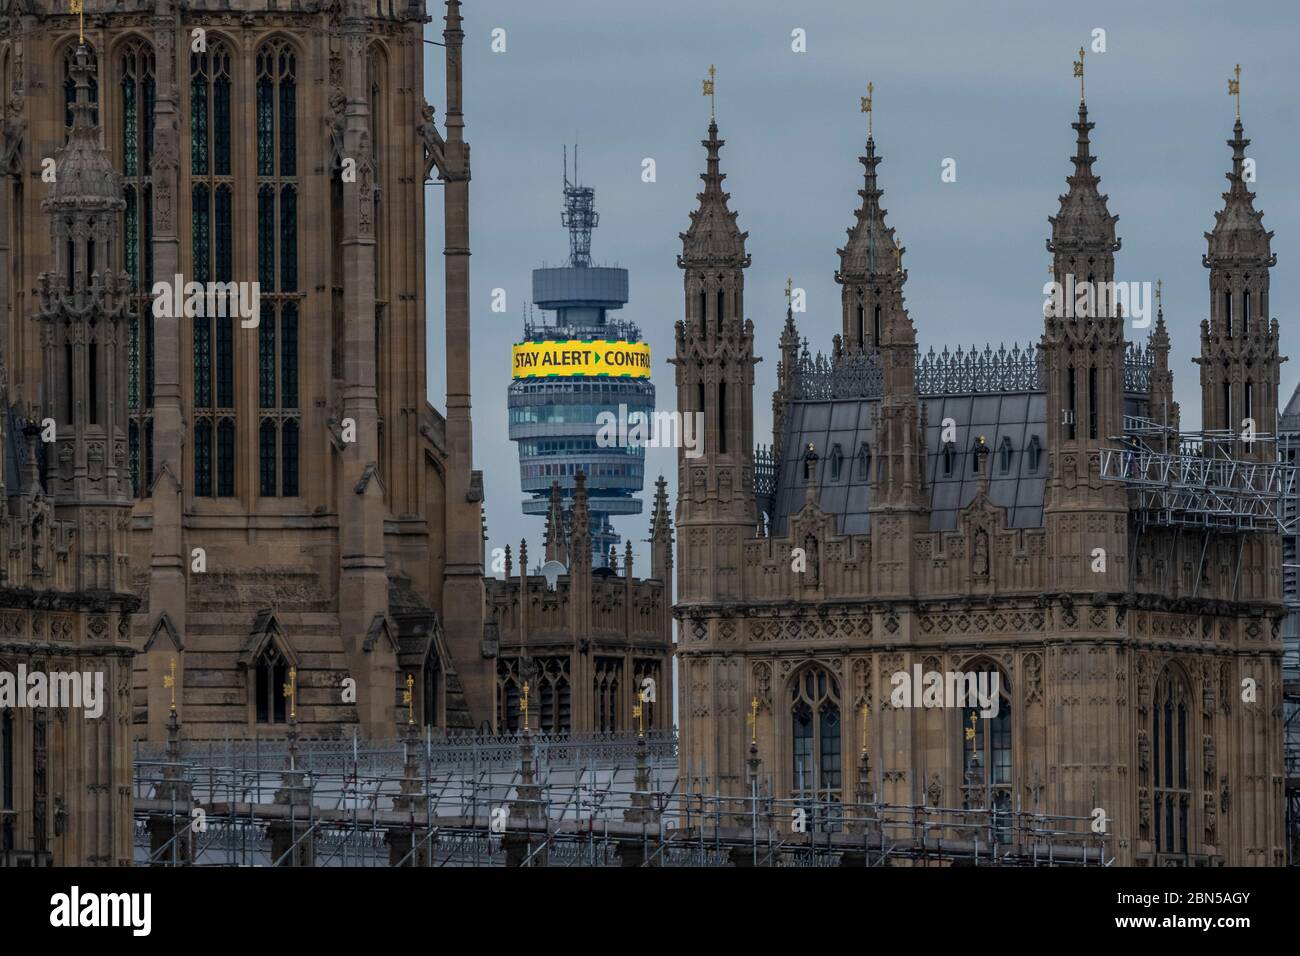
[511,340,651,379]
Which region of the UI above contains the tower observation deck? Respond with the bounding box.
[508,154,655,567]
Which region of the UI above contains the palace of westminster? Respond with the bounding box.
[0,1,1293,867]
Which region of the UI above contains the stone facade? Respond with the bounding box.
[0,2,490,749]
[673,98,1287,865]
[0,43,137,866]
[484,476,674,735]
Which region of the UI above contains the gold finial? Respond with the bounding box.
[403,673,415,725]
[702,64,716,122]
[747,696,759,745]
[70,0,84,45]
[520,680,530,732]
[860,81,874,138]
[965,711,978,756]
[633,690,646,738]
[163,657,177,713]
[1228,63,1241,121]
[1073,47,1086,101]
[282,666,297,721]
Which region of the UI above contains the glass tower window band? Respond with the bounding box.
[256,40,300,497]
[117,41,155,497]
[190,41,235,498]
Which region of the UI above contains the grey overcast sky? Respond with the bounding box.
[421,0,1300,574]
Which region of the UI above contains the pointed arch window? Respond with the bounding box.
[998,436,1014,474]
[873,305,882,345]
[1065,365,1077,440]
[1027,434,1042,473]
[257,40,301,500]
[119,40,155,497]
[960,664,1013,841]
[1088,365,1099,439]
[829,443,843,481]
[791,666,841,825]
[856,304,865,347]
[1223,289,1233,337]
[594,657,622,733]
[1152,667,1193,856]
[190,41,234,499]
[254,643,289,724]
[941,443,954,478]
[856,442,871,480]
[1243,289,1251,325]
[423,653,441,728]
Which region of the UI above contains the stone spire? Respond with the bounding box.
[837,136,902,285]
[1047,100,1120,284]
[543,480,568,565]
[836,125,910,352]
[677,120,750,270]
[1203,117,1274,270]
[1148,287,1180,449]
[1196,106,1282,462]
[649,474,672,581]
[35,42,134,594]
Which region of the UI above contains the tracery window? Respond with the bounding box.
[593,657,622,733]
[254,644,289,725]
[791,666,841,826]
[1152,666,1192,856]
[256,40,300,497]
[190,41,234,498]
[960,664,1013,842]
[118,40,154,496]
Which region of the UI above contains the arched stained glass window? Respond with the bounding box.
[960,663,1013,842]
[256,40,300,498]
[118,40,154,497]
[190,41,235,499]
[791,665,841,827]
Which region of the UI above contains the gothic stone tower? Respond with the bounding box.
[673,115,758,790]
[0,1,485,741]
[0,43,137,866]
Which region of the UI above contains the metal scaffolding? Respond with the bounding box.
[1101,419,1296,533]
[132,726,1112,868]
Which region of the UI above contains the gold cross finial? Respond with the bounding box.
[70,0,84,44]
[860,81,874,138]
[748,696,759,745]
[282,667,296,721]
[633,690,645,738]
[1156,278,1163,312]
[163,657,177,712]
[784,277,793,305]
[965,711,978,755]
[1228,64,1241,121]
[403,673,415,725]
[1073,47,1086,101]
[520,680,530,732]
[702,64,716,122]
